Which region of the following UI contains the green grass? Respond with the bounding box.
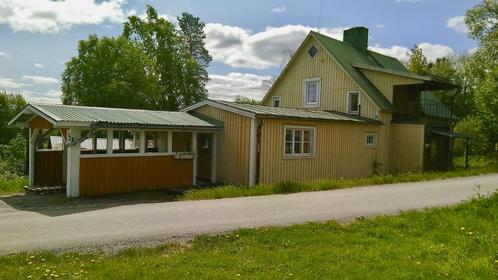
[182,165,498,200]
[0,175,27,196]
[2,192,498,279]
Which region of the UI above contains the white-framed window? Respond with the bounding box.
[303,78,320,107]
[347,91,361,115]
[365,132,378,147]
[272,96,281,107]
[284,126,315,157]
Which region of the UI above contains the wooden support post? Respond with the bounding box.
[62,130,67,185]
[211,132,217,183]
[107,129,113,154]
[92,132,97,154]
[28,128,39,187]
[167,131,173,153]
[192,131,198,186]
[139,130,146,153]
[66,128,81,198]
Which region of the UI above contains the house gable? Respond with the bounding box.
[261,34,381,120]
[360,69,424,103]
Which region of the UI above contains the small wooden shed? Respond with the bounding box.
[9,103,222,197]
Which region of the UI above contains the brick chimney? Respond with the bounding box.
[343,27,369,53]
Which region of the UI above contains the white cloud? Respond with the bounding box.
[370,42,454,62]
[0,77,31,89]
[0,51,8,58]
[375,24,384,29]
[446,16,467,33]
[271,6,287,13]
[205,23,345,69]
[418,42,455,61]
[21,89,61,104]
[22,75,58,85]
[468,47,478,55]
[34,63,45,68]
[0,0,127,33]
[207,72,273,100]
[370,44,411,62]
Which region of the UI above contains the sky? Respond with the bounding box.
[0,0,480,104]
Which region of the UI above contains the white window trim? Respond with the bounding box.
[272,96,281,107]
[303,78,321,108]
[346,91,361,115]
[365,132,378,147]
[283,125,316,159]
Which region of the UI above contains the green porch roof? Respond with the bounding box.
[420,91,455,119]
[9,103,222,129]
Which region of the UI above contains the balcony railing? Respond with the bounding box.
[393,103,453,123]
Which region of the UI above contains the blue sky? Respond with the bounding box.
[0,0,479,103]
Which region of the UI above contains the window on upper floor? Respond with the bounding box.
[308,45,318,58]
[303,78,320,107]
[347,91,360,115]
[272,96,281,107]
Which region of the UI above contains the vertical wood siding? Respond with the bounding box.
[35,151,63,186]
[79,156,192,196]
[377,112,392,173]
[29,116,53,129]
[360,69,424,102]
[262,37,379,120]
[390,124,425,173]
[193,105,251,185]
[259,118,383,184]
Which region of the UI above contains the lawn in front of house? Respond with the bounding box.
[1,192,497,279]
[182,164,498,200]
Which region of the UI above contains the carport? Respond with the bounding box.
[9,103,222,197]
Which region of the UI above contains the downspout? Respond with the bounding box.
[256,119,263,185]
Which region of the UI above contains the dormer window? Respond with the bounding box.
[272,96,281,107]
[308,45,318,58]
[303,78,320,107]
[347,91,360,115]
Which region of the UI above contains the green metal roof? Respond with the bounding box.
[311,31,397,111]
[420,91,455,120]
[205,100,380,123]
[10,103,221,128]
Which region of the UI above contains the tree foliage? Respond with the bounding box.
[62,5,210,111]
[406,45,429,74]
[461,0,498,155]
[234,95,260,105]
[0,133,27,176]
[62,36,159,109]
[0,91,26,145]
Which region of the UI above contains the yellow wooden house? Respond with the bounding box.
[10,27,467,197]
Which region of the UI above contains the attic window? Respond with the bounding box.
[308,45,318,58]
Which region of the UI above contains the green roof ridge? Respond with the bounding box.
[311,31,395,111]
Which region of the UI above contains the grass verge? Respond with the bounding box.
[182,165,498,200]
[1,192,498,279]
[0,176,27,196]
